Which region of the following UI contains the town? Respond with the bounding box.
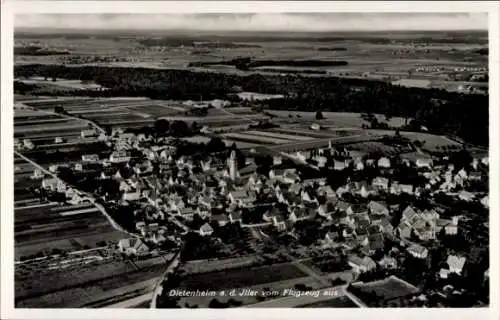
[14,96,489,308]
[11,14,490,310]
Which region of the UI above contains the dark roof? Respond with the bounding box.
[368,233,385,250]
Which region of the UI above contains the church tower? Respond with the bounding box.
[228,150,237,181]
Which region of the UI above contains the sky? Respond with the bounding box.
[15,13,488,32]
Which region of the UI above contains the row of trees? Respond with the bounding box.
[14,64,488,146]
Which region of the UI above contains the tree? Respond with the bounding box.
[170,120,190,137]
[315,111,325,120]
[154,119,170,136]
[191,121,199,133]
[206,137,226,153]
[54,105,65,114]
[52,76,57,82]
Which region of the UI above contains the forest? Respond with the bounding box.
[14,64,488,146]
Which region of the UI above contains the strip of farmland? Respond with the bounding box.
[14,121,89,134]
[178,262,307,291]
[15,254,171,308]
[222,132,292,145]
[269,127,357,139]
[244,130,314,141]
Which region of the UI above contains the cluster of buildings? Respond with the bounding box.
[32,127,488,290]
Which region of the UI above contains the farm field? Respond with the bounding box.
[297,295,359,308]
[221,132,292,145]
[244,130,314,141]
[14,202,127,260]
[15,251,173,308]
[178,262,307,291]
[350,276,420,302]
[18,76,105,90]
[269,111,407,128]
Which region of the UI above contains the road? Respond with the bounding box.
[14,151,135,237]
[244,285,367,308]
[149,250,182,309]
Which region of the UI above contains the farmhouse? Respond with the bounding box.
[407,244,429,259]
[118,238,150,256]
[122,190,141,201]
[372,177,389,191]
[446,255,467,275]
[377,157,391,168]
[199,223,214,236]
[229,211,243,224]
[415,158,433,169]
[211,214,229,227]
[41,178,59,191]
[110,150,131,163]
[481,195,489,208]
[228,189,256,206]
[368,201,389,216]
[348,255,376,273]
[82,154,99,163]
[333,160,347,171]
[81,129,98,138]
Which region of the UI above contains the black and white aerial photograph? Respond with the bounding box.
[2,2,497,317]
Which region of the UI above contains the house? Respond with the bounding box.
[310,123,321,130]
[481,196,489,208]
[367,232,385,251]
[31,169,44,179]
[289,207,315,223]
[439,268,451,279]
[368,201,389,216]
[54,136,64,144]
[318,185,336,199]
[446,255,467,275]
[458,190,475,202]
[82,154,99,163]
[41,178,59,191]
[110,150,131,163]
[229,211,243,224]
[336,201,351,213]
[118,238,150,256]
[200,223,214,236]
[325,231,340,243]
[273,155,282,165]
[333,160,347,171]
[122,190,141,201]
[263,207,282,222]
[135,221,146,231]
[468,171,482,181]
[211,214,229,227]
[374,218,394,235]
[435,217,459,235]
[407,244,429,259]
[358,182,376,198]
[377,157,391,168]
[272,215,287,231]
[347,204,367,216]
[353,158,365,171]
[348,255,376,273]
[81,129,98,138]
[378,256,398,269]
[416,158,433,169]
[46,164,59,173]
[283,170,301,184]
[372,177,389,191]
[399,184,414,195]
[269,169,285,180]
[318,200,337,218]
[228,189,256,207]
